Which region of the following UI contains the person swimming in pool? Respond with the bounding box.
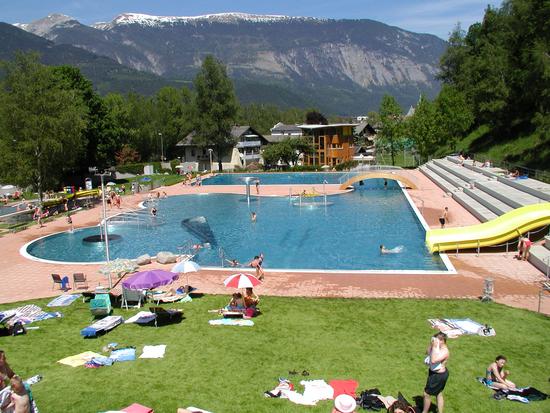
[380,245,404,254]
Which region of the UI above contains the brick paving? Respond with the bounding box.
[0,171,548,315]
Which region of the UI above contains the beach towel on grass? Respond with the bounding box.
[47,294,81,307]
[110,348,136,362]
[81,315,123,337]
[428,318,487,337]
[124,311,156,324]
[1,304,62,326]
[139,345,166,359]
[209,319,254,327]
[58,351,103,367]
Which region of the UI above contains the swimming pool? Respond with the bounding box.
[203,172,346,185]
[24,179,448,272]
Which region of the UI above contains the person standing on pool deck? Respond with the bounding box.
[439,207,449,229]
[255,180,260,195]
[422,332,449,413]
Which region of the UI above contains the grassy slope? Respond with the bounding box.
[438,125,550,174]
[1,296,548,412]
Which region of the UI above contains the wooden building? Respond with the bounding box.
[298,124,357,167]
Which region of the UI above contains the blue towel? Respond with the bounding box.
[110,348,136,362]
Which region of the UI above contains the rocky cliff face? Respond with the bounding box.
[15,12,448,113]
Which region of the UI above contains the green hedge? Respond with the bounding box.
[116,160,179,175]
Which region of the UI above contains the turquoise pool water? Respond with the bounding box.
[203,172,346,185]
[25,179,446,271]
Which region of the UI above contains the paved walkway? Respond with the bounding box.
[1,171,548,314]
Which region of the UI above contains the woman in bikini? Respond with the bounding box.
[485,355,515,390]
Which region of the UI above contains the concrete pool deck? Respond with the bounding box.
[1,171,548,315]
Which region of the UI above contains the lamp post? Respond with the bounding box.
[158,132,164,161]
[208,148,213,173]
[91,168,112,288]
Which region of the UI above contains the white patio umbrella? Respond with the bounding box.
[171,260,201,289]
[106,182,116,186]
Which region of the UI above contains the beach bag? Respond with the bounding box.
[9,321,26,336]
[357,388,385,411]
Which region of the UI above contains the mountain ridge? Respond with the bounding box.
[11,12,448,113]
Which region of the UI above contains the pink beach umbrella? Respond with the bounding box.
[223,273,261,289]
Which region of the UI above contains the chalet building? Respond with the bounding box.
[298,123,357,167]
[264,123,303,144]
[176,126,268,171]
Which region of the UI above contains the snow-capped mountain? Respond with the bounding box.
[12,12,448,113]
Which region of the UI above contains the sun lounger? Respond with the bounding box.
[80,315,123,337]
[121,402,154,413]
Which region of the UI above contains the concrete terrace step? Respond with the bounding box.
[474,180,544,209]
[446,156,507,177]
[425,162,469,188]
[451,191,498,222]
[419,165,457,194]
[463,186,514,216]
[529,245,550,276]
[434,158,492,185]
[497,176,550,202]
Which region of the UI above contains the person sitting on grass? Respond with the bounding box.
[484,355,516,390]
[225,292,245,312]
[0,375,31,413]
[0,351,15,391]
[243,287,259,309]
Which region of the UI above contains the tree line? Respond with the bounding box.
[0,53,318,198]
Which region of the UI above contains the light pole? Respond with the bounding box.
[158,132,164,161]
[91,168,112,288]
[208,148,213,173]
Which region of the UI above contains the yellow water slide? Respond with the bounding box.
[426,203,550,253]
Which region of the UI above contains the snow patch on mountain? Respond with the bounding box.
[93,12,315,30]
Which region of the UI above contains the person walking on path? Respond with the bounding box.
[439,207,449,229]
[422,332,449,413]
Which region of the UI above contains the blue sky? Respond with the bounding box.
[1,0,503,39]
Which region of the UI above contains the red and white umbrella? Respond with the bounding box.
[223,273,261,289]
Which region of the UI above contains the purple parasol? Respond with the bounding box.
[122,269,179,290]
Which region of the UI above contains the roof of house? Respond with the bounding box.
[297,123,359,130]
[271,122,302,133]
[354,121,376,136]
[176,126,267,147]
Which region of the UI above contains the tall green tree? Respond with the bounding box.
[192,56,239,171]
[52,65,118,169]
[377,94,404,165]
[0,53,87,201]
[406,95,441,161]
[152,86,193,160]
[261,138,314,167]
[435,85,474,151]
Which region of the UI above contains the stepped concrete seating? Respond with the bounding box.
[419,165,457,194]
[447,155,550,201]
[463,186,513,216]
[422,162,498,222]
[529,239,550,276]
[497,176,550,202]
[434,159,492,185]
[473,180,543,209]
[425,162,468,188]
[452,191,498,222]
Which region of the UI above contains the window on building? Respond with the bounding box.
[191,149,196,157]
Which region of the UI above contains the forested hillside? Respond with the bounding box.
[437,0,549,170]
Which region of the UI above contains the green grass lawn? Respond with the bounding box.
[1,296,548,412]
